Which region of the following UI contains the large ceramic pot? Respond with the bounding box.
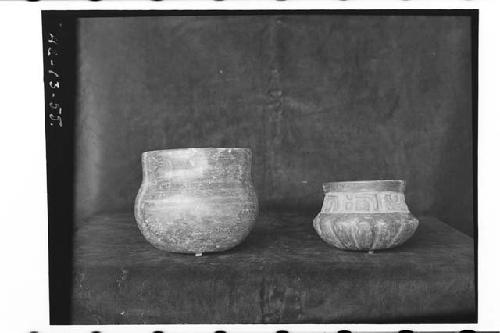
[313,180,419,252]
[134,148,258,255]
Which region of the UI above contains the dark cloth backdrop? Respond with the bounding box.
[75,14,474,235]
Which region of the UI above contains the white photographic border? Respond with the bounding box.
[0,0,497,332]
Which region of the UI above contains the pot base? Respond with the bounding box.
[137,214,256,254]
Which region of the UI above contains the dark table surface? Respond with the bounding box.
[71,211,475,324]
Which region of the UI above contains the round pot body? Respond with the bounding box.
[313,180,419,251]
[134,148,258,254]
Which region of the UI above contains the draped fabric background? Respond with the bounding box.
[74,14,474,235]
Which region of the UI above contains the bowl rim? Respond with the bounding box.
[141,147,251,157]
[323,179,406,193]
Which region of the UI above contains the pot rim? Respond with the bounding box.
[142,147,251,157]
[323,179,406,193]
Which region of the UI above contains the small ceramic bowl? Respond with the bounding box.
[313,180,419,252]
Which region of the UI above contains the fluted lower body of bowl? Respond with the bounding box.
[313,212,419,251]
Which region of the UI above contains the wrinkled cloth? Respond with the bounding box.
[72,212,475,324]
